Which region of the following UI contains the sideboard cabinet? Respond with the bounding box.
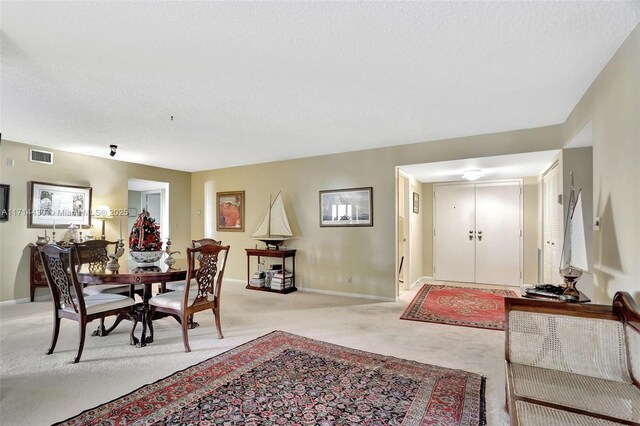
[28,244,48,301]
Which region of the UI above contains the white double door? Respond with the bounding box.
[434,181,522,285]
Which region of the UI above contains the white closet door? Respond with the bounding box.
[434,184,476,282]
[475,182,522,285]
[542,164,563,284]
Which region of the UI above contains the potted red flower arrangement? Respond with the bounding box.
[129,209,163,263]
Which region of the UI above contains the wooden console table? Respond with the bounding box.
[245,248,296,294]
[28,244,48,302]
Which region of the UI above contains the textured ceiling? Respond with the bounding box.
[2,1,639,172]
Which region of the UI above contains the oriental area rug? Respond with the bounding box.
[55,331,486,426]
[401,284,517,331]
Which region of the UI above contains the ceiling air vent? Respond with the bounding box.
[29,149,53,165]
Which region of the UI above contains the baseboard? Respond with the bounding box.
[226,278,394,301]
[0,295,49,305]
[297,287,395,302]
[410,276,433,290]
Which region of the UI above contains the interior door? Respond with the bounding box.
[434,184,475,282]
[542,164,563,284]
[475,182,522,285]
[143,191,162,238]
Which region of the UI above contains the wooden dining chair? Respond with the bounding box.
[39,244,136,363]
[192,238,222,248]
[149,244,230,352]
[164,238,222,292]
[75,240,143,335]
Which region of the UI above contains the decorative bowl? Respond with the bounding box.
[130,250,163,264]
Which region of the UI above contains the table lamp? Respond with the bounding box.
[95,205,113,240]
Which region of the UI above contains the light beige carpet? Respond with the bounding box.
[0,280,511,425]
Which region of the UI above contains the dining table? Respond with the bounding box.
[76,259,187,347]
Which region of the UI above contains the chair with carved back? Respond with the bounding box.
[74,240,130,295]
[149,244,230,352]
[74,240,144,335]
[164,238,222,292]
[39,244,136,363]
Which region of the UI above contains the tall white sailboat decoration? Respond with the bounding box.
[559,172,588,297]
[251,191,293,250]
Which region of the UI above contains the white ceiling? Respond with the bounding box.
[2,2,639,172]
[400,150,560,183]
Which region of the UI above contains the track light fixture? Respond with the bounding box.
[109,145,117,157]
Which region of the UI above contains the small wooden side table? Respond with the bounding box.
[28,244,49,302]
[245,248,296,294]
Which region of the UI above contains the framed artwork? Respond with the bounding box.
[216,191,245,231]
[319,187,373,227]
[28,181,92,228]
[0,184,9,222]
[413,192,419,214]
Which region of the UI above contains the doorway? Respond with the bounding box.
[397,171,411,293]
[433,180,523,286]
[127,179,170,243]
[541,162,564,285]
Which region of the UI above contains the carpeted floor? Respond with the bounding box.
[56,331,486,425]
[0,280,513,425]
[401,284,518,330]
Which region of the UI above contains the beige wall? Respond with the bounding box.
[421,183,434,278]
[562,24,639,303]
[191,125,563,300]
[408,177,423,286]
[560,147,594,299]
[522,176,540,285]
[0,140,192,302]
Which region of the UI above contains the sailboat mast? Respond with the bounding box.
[267,194,272,237]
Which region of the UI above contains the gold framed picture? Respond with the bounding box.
[216,191,245,231]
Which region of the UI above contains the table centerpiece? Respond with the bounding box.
[129,209,163,264]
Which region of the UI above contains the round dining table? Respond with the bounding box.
[76,259,187,347]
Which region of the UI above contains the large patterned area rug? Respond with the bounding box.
[401,284,517,331]
[56,331,486,425]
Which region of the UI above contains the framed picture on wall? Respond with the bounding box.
[319,187,373,227]
[413,192,419,214]
[0,184,9,222]
[28,181,92,228]
[216,191,245,231]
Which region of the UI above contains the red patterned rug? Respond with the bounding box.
[55,331,486,425]
[401,284,517,330]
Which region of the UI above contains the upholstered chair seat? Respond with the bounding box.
[149,244,230,352]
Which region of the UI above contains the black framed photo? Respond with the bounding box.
[0,184,9,221]
[413,192,419,214]
[28,181,92,228]
[319,187,373,227]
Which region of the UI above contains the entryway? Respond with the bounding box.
[127,179,170,243]
[433,181,523,286]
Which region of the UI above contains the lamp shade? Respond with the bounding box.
[95,205,112,240]
[95,205,113,219]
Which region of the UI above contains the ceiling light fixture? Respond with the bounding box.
[109,145,118,157]
[462,169,484,181]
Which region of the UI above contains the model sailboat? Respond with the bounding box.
[251,191,293,249]
[559,172,588,297]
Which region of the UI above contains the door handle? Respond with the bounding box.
[469,230,474,240]
[477,230,482,241]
